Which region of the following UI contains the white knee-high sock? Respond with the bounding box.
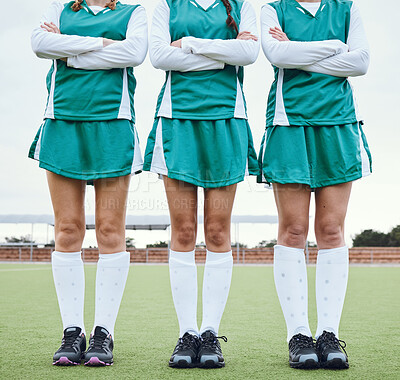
[52,251,85,334]
[93,251,130,337]
[169,250,199,337]
[200,250,233,335]
[315,246,349,339]
[274,245,312,342]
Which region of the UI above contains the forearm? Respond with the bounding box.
[181,37,258,66]
[150,43,225,71]
[149,0,224,72]
[180,1,259,66]
[301,48,370,77]
[67,6,148,70]
[31,1,103,59]
[32,29,104,59]
[300,3,370,77]
[261,4,347,68]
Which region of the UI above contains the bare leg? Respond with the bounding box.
[94,175,131,254]
[273,183,311,248]
[314,182,352,249]
[46,171,86,251]
[164,176,198,252]
[203,184,237,252]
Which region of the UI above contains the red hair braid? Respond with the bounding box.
[71,0,83,12]
[72,0,117,12]
[221,0,239,34]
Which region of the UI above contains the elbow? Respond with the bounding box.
[149,48,166,70]
[353,50,370,76]
[357,50,370,75]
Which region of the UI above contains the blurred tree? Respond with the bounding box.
[5,235,35,244]
[126,237,136,248]
[352,229,391,247]
[146,241,168,248]
[388,225,400,246]
[255,239,276,248]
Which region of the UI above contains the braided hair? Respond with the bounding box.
[221,0,239,34]
[72,0,117,12]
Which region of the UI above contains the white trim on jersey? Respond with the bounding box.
[34,122,45,160]
[358,124,371,178]
[234,66,247,119]
[131,125,144,174]
[157,73,172,118]
[118,68,132,119]
[150,119,168,175]
[350,81,363,121]
[273,68,289,126]
[44,60,57,119]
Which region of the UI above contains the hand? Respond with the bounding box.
[170,39,182,48]
[269,27,289,41]
[103,38,117,47]
[41,22,60,34]
[237,31,258,41]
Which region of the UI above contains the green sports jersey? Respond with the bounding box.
[266,0,357,127]
[155,0,246,120]
[45,1,139,121]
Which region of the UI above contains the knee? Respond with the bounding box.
[96,221,124,250]
[205,220,229,249]
[316,221,344,248]
[56,219,85,249]
[173,218,196,248]
[281,223,308,248]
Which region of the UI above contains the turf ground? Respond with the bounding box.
[0,264,399,379]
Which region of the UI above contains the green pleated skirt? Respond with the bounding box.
[28,119,143,181]
[257,122,372,188]
[143,117,259,188]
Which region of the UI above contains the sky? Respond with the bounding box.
[0,0,399,248]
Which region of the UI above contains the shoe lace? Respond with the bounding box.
[90,333,107,350]
[178,334,199,350]
[289,334,315,350]
[201,334,228,350]
[318,331,348,356]
[61,332,80,348]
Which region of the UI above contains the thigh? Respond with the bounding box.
[46,171,86,225]
[314,182,352,229]
[273,183,312,247]
[94,175,131,231]
[163,176,198,242]
[203,184,237,226]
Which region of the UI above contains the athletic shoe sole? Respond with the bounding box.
[53,356,80,366]
[290,358,319,369]
[168,359,197,368]
[321,358,349,370]
[198,360,225,369]
[84,357,113,366]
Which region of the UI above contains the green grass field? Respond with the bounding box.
[1,264,399,379]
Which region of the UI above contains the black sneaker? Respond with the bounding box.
[288,333,319,369]
[316,331,349,369]
[198,330,227,368]
[53,326,86,366]
[84,326,114,366]
[169,332,201,368]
